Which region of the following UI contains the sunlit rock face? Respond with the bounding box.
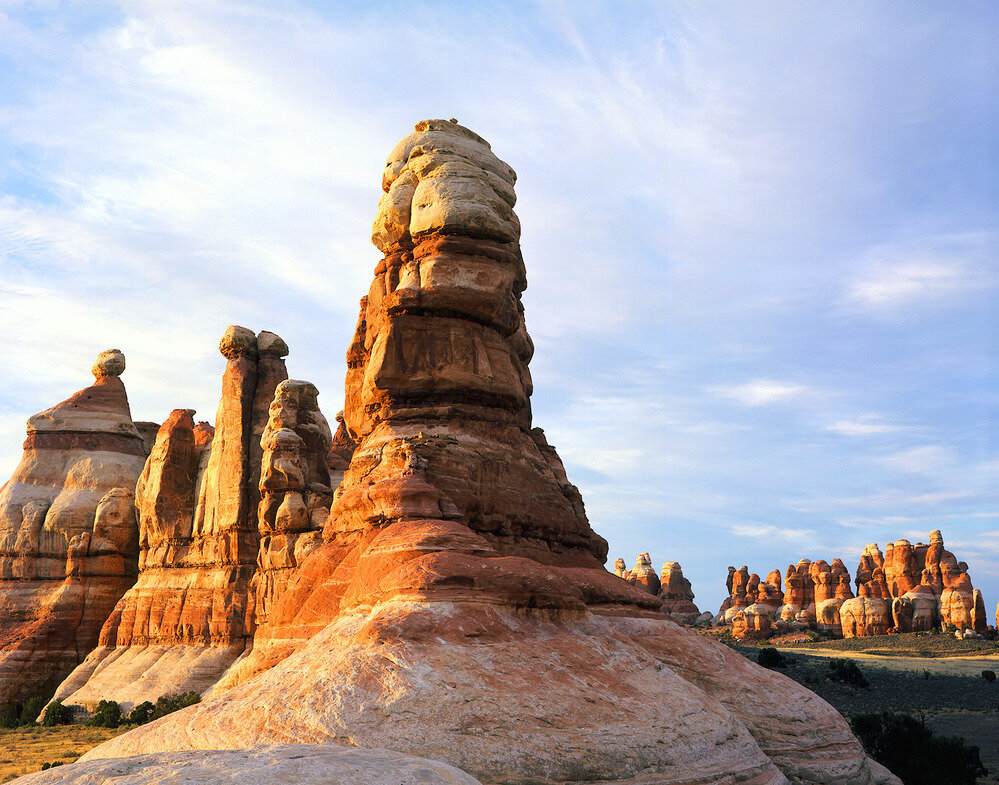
[718,529,987,641]
[51,329,317,711]
[659,560,701,623]
[0,352,148,706]
[75,120,899,785]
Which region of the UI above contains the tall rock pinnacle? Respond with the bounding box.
[69,122,900,785]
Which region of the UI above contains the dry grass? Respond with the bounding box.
[762,631,999,658]
[0,726,127,782]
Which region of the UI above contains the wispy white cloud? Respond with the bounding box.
[714,379,812,406]
[841,233,994,313]
[825,418,909,436]
[847,260,977,309]
[876,445,955,476]
[731,524,815,542]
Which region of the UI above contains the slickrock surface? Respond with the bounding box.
[52,329,296,710]
[12,744,484,785]
[80,120,898,785]
[715,529,987,639]
[0,352,148,705]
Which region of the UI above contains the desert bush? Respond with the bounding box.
[89,699,121,728]
[150,692,201,721]
[850,712,987,785]
[126,701,154,725]
[983,669,996,683]
[827,658,868,688]
[41,700,72,726]
[757,647,787,669]
[18,696,46,726]
[0,704,18,729]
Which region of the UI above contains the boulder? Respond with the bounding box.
[732,602,773,640]
[840,585,890,638]
[0,351,148,705]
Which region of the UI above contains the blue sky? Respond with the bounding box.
[1,1,996,615]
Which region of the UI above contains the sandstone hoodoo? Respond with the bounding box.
[0,351,149,706]
[612,553,704,625]
[74,120,899,785]
[50,328,336,710]
[716,530,988,640]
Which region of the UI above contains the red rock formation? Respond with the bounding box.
[52,329,292,710]
[658,561,700,624]
[779,564,809,624]
[840,584,890,638]
[883,540,922,597]
[253,379,334,631]
[732,602,773,640]
[79,121,898,785]
[0,351,148,706]
[627,552,661,595]
[855,543,884,592]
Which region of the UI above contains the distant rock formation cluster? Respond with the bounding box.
[716,531,990,640]
[612,553,708,624]
[1,120,901,785]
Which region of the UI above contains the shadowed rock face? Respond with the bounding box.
[0,352,149,706]
[76,120,899,785]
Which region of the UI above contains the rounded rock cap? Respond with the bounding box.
[220,325,258,359]
[92,349,125,379]
[257,331,289,357]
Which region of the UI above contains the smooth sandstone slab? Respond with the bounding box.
[11,744,483,785]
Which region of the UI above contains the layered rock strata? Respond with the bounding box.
[79,120,899,785]
[0,352,148,705]
[52,329,302,709]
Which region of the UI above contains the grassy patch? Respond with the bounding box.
[0,725,127,782]
[754,631,999,658]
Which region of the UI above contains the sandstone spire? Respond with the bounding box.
[80,120,898,785]
[0,351,149,706]
[52,329,295,709]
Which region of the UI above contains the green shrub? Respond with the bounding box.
[983,669,996,683]
[757,647,787,669]
[18,696,46,726]
[41,700,72,726]
[0,704,18,729]
[126,701,154,725]
[90,699,121,728]
[149,692,200,721]
[850,712,987,785]
[827,658,869,688]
